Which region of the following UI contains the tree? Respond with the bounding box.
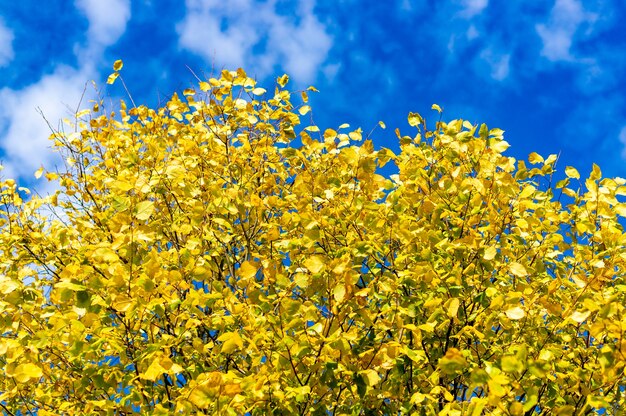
[0,65,625,415]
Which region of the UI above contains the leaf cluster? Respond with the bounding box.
[1,67,626,415]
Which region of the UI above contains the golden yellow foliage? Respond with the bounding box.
[0,66,625,414]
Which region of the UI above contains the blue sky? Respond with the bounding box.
[0,0,625,187]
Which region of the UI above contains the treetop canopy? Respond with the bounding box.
[0,66,625,415]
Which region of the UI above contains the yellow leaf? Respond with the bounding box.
[378,121,386,129]
[418,322,436,333]
[113,59,123,71]
[614,204,626,217]
[570,310,591,323]
[431,104,442,113]
[323,129,337,141]
[141,359,164,381]
[277,74,289,87]
[251,87,266,95]
[483,246,497,261]
[14,363,42,383]
[107,72,119,85]
[304,256,325,274]
[408,112,423,127]
[333,284,346,303]
[565,166,580,179]
[528,152,544,164]
[490,139,510,153]
[349,129,363,141]
[362,369,380,386]
[509,262,527,277]
[447,298,460,318]
[299,105,311,115]
[34,166,44,179]
[134,200,154,221]
[222,382,242,396]
[160,357,183,374]
[218,332,243,354]
[501,355,523,373]
[410,392,426,404]
[509,402,524,416]
[505,306,525,320]
[238,261,258,280]
[590,163,602,180]
[439,348,468,375]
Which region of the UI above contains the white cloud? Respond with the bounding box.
[457,0,488,18]
[0,1,129,185]
[620,126,626,160]
[479,49,510,81]
[0,66,97,181]
[0,19,14,67]
[535,0,596,62]
[466,24,479,41]
[74,0,131,48]
[176,0,332,83]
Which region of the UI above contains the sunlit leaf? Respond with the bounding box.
[504,306,525,320]
[107,72,120,85]
[134,200,154,221]
[565,166,580,179]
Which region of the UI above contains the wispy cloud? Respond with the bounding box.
[479,48,510,81]
[535,0,596,62]
[176,0,332,83]
[620,126,626,160]
[457,0,489,19]
[0,66,97,180]
[74,0,131,48]
[0,18,14,67]
[0,0,132,182]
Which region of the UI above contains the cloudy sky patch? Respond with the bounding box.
[0,0,624,186]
